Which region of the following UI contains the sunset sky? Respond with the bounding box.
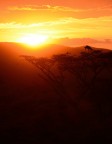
[0,0,112,47]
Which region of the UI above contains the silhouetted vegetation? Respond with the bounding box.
[1,44,112,143]
[20,49,112,143]
[84,45,93,51]
[22,49,112,97]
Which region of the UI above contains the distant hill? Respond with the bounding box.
[0,42,111,92]
[0,42,110,57]
[0,42,71,57]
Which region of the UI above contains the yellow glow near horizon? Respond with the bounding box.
[17,34,49,47]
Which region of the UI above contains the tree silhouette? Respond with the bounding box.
[52,50,112,96]
[84,45,93,51]
[21,49,112,120]
[21,55,65,96]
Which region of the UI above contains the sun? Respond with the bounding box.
[17,34,49,46]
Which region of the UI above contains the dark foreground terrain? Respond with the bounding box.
[0,43,112,143]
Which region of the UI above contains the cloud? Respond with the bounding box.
[0,22,25,29]
[0,18,72,29]
[58,37,112,44]
[8,5,112,19]
[0,16,112,40]
[1,16,112,28]
[8,5,77,11]
[0,22,37,29]
[57,37,112,49]
[8,4,112,12]
[9,6,36,11]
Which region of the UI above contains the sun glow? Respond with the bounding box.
[17,34,49,46]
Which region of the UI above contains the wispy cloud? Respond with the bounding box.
[0,22,43,29]
[8,5,112,19]
[8,5,77,11]
[9,6,36,11]
[0,16,112,29]
[8,4,112,12]
[0,18,73,29]
[0,16,112,39]
[57,37,112,49]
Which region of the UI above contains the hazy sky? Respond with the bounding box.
[0,0,112,47]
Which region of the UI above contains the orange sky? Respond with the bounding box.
[0,0,112,47]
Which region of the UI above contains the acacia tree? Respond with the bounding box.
[21,55,65,95]
[21,50,112,109]
[21,50,112,135]
[52,50,112,97]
